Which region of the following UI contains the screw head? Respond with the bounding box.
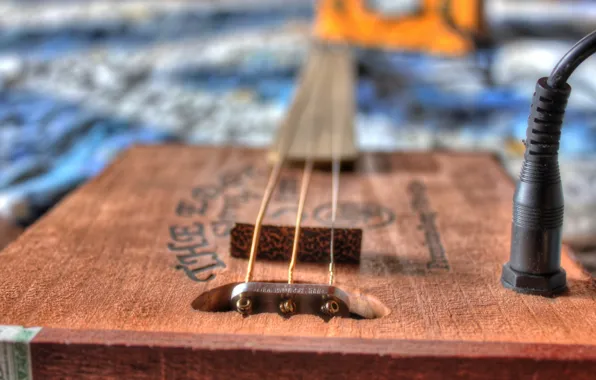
[321,299,340,316]
[279,298,296,316]
[236,296,252,315]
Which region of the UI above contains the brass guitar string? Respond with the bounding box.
[244,49,322,283]
[287,153,314,284]
[328,49,345,286]
[245,46,350,287]
[286,52,332,284]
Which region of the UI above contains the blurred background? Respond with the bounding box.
[0,0,595,270]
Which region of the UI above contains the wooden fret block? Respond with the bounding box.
[229,223,362,264]
[0,146,595,379]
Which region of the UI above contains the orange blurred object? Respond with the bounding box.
[314,0,482,56]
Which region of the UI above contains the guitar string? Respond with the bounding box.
[287,158,314,284]
[328,158,340,285]
[287,50,330,284]
[244,50,322,283]
[328,48,344,286]
[245,46,349,285]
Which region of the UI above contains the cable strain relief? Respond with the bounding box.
[523,77,571,161]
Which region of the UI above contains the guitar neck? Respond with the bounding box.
[268,44,358,163]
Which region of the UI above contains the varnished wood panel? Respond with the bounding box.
[0,146,595,378]
[31,328,596,379]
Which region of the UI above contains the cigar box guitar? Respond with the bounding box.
[0,46,595,379]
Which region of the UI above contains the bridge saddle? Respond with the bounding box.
[231,282,350,321]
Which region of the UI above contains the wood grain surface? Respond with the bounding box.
[31,328,596,380]
[0,146,595,378]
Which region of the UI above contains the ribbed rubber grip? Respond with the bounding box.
[525,77,571,160]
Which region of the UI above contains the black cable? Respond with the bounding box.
[548,29,596,89]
